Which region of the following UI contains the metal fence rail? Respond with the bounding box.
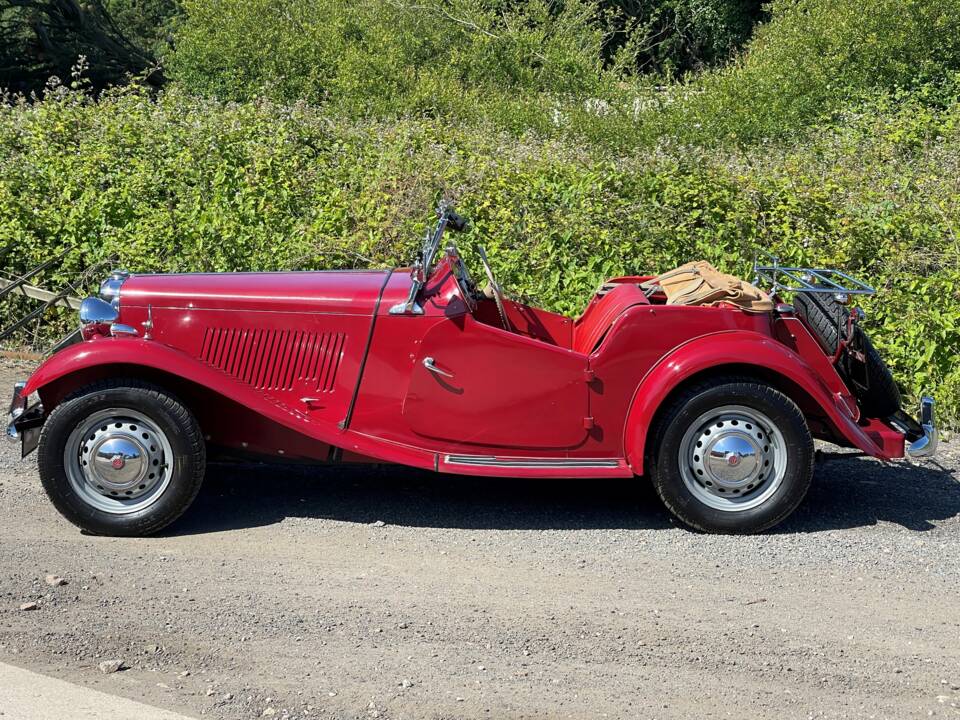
[0,251,114,348]
[0,275,81,310]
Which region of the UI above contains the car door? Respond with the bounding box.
[402,315,590,449]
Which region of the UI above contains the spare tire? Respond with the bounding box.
[851,330,902,418]
[793,291,901,418]
[793,291,848,355]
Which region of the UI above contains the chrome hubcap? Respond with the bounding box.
[679,405,787,512]
[65,409,173,514]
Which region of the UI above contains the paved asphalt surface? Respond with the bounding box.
[1,358,959,719]
[0,661,196,719]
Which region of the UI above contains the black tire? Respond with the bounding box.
[794,291,901,417]
[37,380,206,537]
[648,378,814,534]
[793,291,847,355]
[851,331,902,417]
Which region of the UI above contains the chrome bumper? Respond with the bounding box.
[7,381,44,457]
[6,381,26,442]
[905,396,938,459]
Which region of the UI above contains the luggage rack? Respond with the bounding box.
[752,253,875,300]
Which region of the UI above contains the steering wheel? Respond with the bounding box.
[477,246,511,331]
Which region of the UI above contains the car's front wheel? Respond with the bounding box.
[37,380,206,536]
[648,378,813,534]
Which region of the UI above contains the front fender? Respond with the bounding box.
[24,337,237,401]
[21,337,438,470]
[22,336,327,444]
[623,331,901,475]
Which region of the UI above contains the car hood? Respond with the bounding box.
[119,270,391,315]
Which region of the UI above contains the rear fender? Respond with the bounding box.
[623,330,902,475]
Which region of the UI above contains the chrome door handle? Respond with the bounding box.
[422,357,454,378]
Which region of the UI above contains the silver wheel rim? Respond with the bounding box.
[63,408,173,515]
[678,404,788,512]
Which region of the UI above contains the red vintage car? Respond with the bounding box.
[7,206,937,535]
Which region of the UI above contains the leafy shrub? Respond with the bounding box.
[170,0,612,117]
[166,0,960,150]
[663,0,960,144]
[170,0,765,108]
[1,86,957,422]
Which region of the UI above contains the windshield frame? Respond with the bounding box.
[388,204,461,315]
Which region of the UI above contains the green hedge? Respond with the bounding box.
[663,0,960,145]
[165,0,960,150]
[169,0,612,121]
[1,87,958,423]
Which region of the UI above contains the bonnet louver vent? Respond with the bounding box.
[200,328,345,392]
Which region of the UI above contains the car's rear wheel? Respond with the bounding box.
[38,380,205,536]
[649,378,813,534]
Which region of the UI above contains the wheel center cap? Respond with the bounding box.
[90,436,147,490]
[704,433,760,486]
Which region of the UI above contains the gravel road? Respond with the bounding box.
[1,358,959,720]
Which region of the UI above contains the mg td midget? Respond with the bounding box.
[7,205,938,535]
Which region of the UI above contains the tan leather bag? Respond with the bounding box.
[653,261,773,312]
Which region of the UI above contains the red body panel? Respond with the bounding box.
[473,298,573,347]
[123,271,389,314]
[620,329,902,475]
[403,315,589,448]
[23,337,439,470]
[21,264,907,477]
[573,282,650,354]
[113,271,391,430]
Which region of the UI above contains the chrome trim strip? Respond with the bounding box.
[906,396,938,459]
[443,454,621,469]
[99,270,130,307]
[109,323,139,337]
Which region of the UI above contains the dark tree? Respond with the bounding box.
[599,0,767,75]
[0,0,164,95]
[102,0,180,56]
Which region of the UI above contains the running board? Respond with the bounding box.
[445,455,620,468]
[439,454,633,478]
